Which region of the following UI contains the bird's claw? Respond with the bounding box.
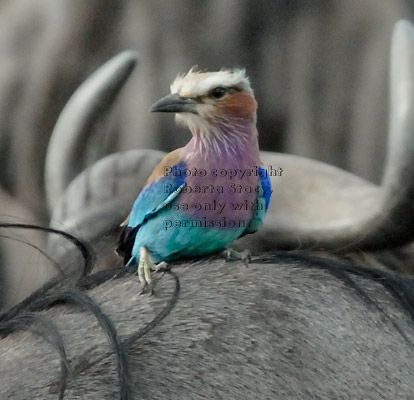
[137,258,168,295]
[222,248,252,267]
[139,282,154,296]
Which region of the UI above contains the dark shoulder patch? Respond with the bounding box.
[116,225,139,265]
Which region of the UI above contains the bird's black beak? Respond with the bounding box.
[150,93,197,113]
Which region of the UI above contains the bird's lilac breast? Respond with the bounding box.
[167,152,260,228]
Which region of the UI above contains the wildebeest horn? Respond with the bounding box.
[244,19,414,251]
[48,20,414,261]
[45,50,138,210]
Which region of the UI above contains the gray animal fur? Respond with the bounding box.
[1,257,413,399]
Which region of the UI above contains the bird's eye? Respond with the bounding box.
[209,87,227,99]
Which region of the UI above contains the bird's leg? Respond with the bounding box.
[138,246,167,294]
[222,248,252,267]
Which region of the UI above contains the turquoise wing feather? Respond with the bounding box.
[127,163,186,228]
[116,161,187,263]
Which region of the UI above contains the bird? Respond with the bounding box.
[116,67,271,291]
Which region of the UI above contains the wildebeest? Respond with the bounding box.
[1,15,414,400]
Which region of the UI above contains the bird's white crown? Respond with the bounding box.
[170,67,252,98]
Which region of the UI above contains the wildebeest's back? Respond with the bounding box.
[1,257,413,399]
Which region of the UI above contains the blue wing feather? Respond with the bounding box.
[259,167,272,211]
[242,167,272,235]
[127,161,187,228]
[116,161,187,264]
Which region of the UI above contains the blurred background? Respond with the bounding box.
[0,0,413,309]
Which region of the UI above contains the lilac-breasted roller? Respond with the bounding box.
[117,68,271,289]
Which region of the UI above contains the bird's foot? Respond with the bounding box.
[138,260,168,295]
[137,247,167,295]
[222,248,252,267]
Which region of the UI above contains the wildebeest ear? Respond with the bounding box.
[46,20,414,266]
